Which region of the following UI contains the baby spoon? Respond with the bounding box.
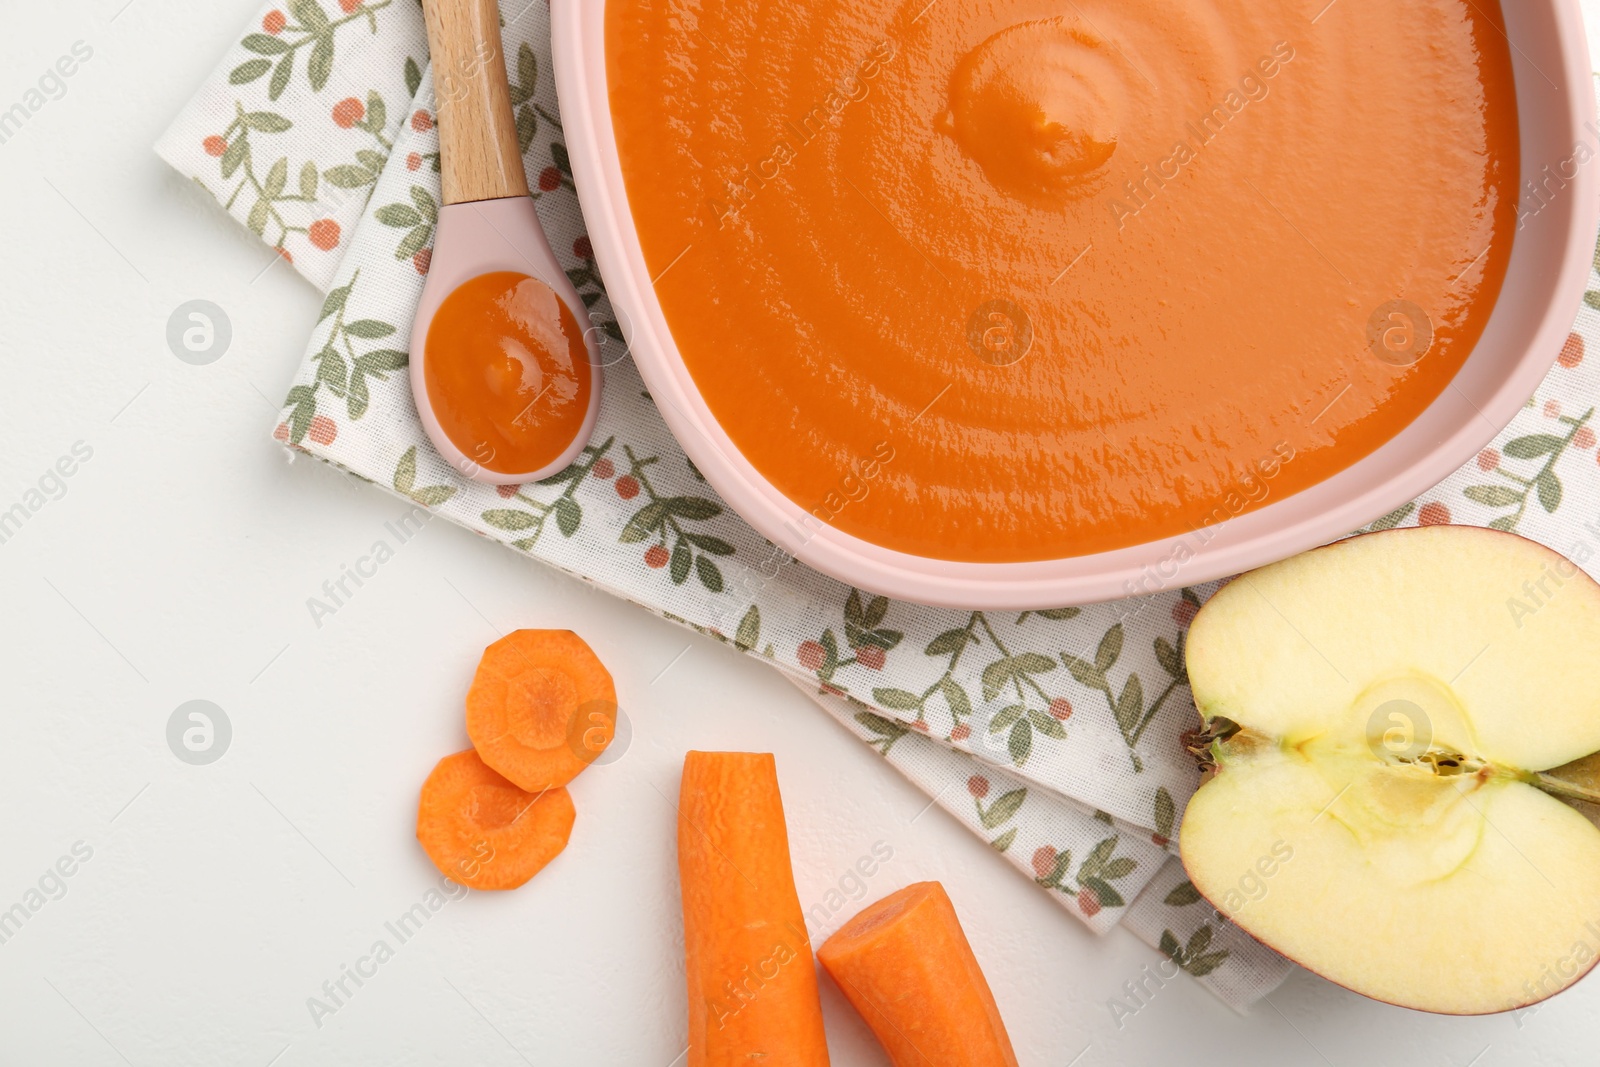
[410,0,602,485]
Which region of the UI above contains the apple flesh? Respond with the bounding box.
[1179,526,1600,1015]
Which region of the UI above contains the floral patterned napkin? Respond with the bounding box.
[158,0,1600,1013]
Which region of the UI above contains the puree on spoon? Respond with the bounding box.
[423,270,592,477]
[606,0,1520,563]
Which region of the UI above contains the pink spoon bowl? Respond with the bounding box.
[553,0,1599,609]
[410,197,604,486]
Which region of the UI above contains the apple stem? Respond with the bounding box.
[1532,772,1600,807]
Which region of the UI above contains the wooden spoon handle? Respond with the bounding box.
[422,0,529,205]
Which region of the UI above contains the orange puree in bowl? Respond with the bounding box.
[424,271,591,476]
[607,0,1519,562]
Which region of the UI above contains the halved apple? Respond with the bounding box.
[1179,525,1600,1015]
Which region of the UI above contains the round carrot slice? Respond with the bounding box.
[416,749,575,890]
[466,629,617,792]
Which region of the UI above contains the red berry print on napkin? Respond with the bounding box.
[308,415,337,446]
[332,97,365,129]
[1032,847,1057,879]
[309,219,341,250]
[1559,333,1584,369]
[1418,502,1451,526]
[1077,887,1102,918]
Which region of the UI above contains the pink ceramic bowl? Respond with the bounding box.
[553,0,1599,609]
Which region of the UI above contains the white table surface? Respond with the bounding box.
[2,2,1598,1064]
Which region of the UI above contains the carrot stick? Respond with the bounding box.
[817,882,1017,1067]
[416,749,575,890]
[677,751,830,1065]
[466,629,617,792]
